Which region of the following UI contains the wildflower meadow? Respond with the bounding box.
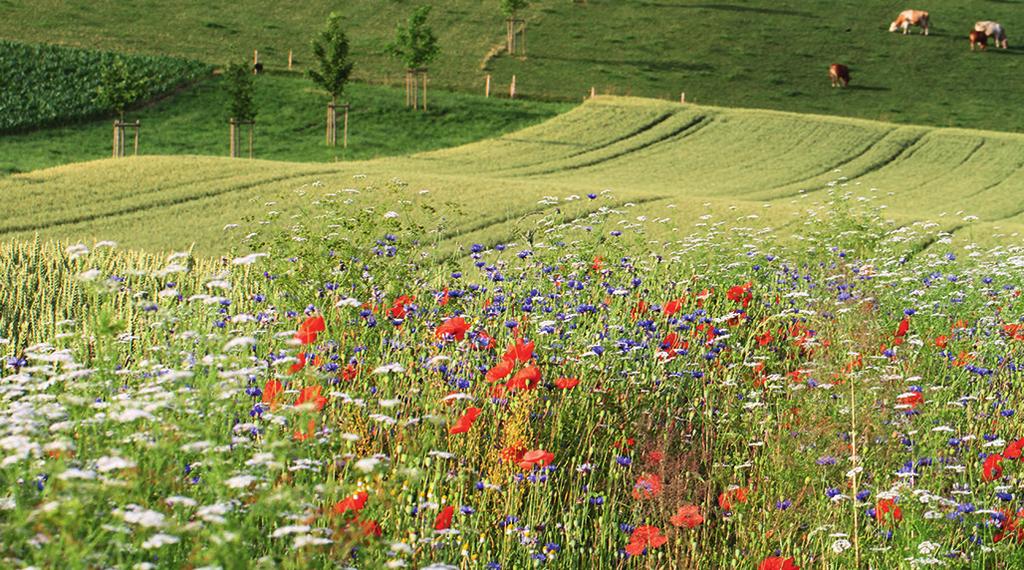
[3,177,1023,569]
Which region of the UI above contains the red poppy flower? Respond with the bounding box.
[507,365,541,391]
[473,330,495,350]
[359,518,383,538]
[555,377,579,390]
[342,363,359,381]
[333,491,369,516]
[434,505,454,530]
[757,331,774,346]
[934,335,949,349]
[631,299,648,321]
[262,379,282,406]
[895,317,910,338]
[632,473,663,500]
[758,556,799,570]
[300,315,325,333]
[897,391,923,408]
[501,444,526,464]
[386,295,415,319]
[661,332,687,354]
[295,385,327,411]
[294,315,325,345]
[435,316,470,341]
[726,282,753,308]
[984,453,1005,482]
[670,504,703,528]
[504,338,535,363]
[591,256,604,271]
[718,487,749,511]
[995,509,1024,543]
[485,359,515,383]
[449,407,482,435]
[875,498,902,524]
[1004,438,1024,460]
[663,298,684,316]
[518,449,554,470]
[294,418,317,441]
[294,328,318,345]
[624,525,668,556]
[288,352,319,372]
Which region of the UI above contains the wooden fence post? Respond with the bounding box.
[133,120,139,156]
[680,92,686,104]
[229,119,236,158]
[590,86,595,99]
[510,74,516,99]
[288,50,293,70]
[253,49,259,74]
[485,74,491,97]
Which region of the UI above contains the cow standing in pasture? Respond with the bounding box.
[889,10,930,35]
[975,21,1008,49]
[829,64,850,87]
[969,29,988,51]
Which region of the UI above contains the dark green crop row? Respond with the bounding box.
[0,40,210,133]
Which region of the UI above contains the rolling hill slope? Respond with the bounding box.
[2,97,1022,255]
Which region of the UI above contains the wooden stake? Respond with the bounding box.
[248,123,253,159]
[680,92,686,104]
[590,86,595,99]
[288,50,293,70]
[421,70,427,111]
[253,49,259,74]
[229,119,236,158]
[510,74,516,99]
[132,120,139,156]
[342,104,350,149]
[485,74,491,97]
[112,120,118,158]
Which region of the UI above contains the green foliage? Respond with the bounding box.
[224,61,256,122]
[387,6,439,70]
[0,40,209,132]
[307,12,354,104]
[500,0,529,18]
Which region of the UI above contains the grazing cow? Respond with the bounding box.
[975,21,1008,49]
[969,29,988,51]
[889,10,930,35]
[829,63,850,87]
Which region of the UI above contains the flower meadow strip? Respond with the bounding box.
[2,181,1024,568]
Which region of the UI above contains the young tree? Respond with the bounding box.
[224,61,257,157]
[97,55,146,157]
[501,0,529,55]
[387,6,439,110]
[97,55,144,121]
[308,12,354,145]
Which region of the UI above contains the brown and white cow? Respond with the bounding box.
[969,29,988,51]
[975,21,1008,49]
[889,10,930,35]
[829,64,850,88]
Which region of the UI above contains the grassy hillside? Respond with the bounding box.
[3,97,1021,255]
[1,1,1021,132]
[0,74,568,174]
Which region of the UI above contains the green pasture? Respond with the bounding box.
[1,0,1021,132]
